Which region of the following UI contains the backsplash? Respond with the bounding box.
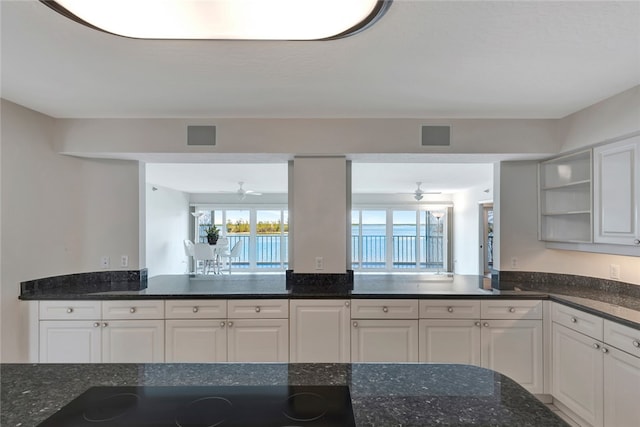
[494,270,640,306]
[20,269,148,298]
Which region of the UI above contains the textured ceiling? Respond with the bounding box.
[2,1,639,119]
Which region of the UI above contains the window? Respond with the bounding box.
[352,207,451,272]
[194,207,288,271]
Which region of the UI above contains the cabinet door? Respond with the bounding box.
[227,319,288,363]
[604,346,640,427]
[593,137,640,245]
[418,320,480,365]
[351,319,418,363]
[39,320,101,363]
[289,300,350,362]
[165,319,227,362]
[481,319,543,394]
[102,320,165,363]
[552,323,604,427]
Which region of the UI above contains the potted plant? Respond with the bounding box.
[205,224,220,245]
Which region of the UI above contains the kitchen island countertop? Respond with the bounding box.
[0,362,568,427]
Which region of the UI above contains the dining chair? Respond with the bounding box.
[193,243,216,274]
[213,237,230,273]
[183,239,195,273]
[220,240,243,274]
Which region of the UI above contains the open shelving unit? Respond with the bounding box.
[538,149,593,243]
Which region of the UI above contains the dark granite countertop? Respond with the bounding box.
[0,363,568,427]
[19,273,640,329]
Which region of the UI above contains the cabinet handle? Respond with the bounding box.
[102,322,108,327]
[509,307,516,313]
[255,306,261,313]
[382,306,388,313]
[130,307,136,314]
[345,301,350,307]
[483,322,489,327]
[602,347,609,354]
[570,317,577,323]
[353,321,358,327]
[633,340,639,348]
[447,307,454,313]
[593,343,600,349]
[220,321,226,327]
[93,322,100,328]
[66,308,73,314]
[474,322,481,327]
[228,321,233,327]
[193,307,199,313]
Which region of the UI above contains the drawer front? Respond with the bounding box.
[604,320,640,356]
[351,299,419,319]
[165,300,227,319]
[552,302,603,340]
[481,300,542,320]
[419,300,480,319]
[39,301,101,320]
[102,300,165,320]
[227,299,289,318]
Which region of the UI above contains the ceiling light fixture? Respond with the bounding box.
[40,0,392,40]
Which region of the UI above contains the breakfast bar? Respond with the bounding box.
[0,362,568,426]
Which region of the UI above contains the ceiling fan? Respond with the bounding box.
[233,181,262,200]
[411,182,441,201]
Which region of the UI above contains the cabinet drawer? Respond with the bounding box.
[481,300,542,320]
[165,300,227,319]
[227,299,289,318]
[39,301,101,320]
[102,300,165,320]
[552,302,603,340]
[604,320,640,356]
[351,299,419,319]
[419,300,480,319]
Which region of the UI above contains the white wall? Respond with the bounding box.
[0,100,141,362]
[292,157,347,273]
[145,184,190,277]
[53,118,559,157]
[452,185,493,275]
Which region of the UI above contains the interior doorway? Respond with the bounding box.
[481,204,494,276]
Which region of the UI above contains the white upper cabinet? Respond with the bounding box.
[593,136,640,246]
[538,149,593,243]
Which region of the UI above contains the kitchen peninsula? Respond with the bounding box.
[0,363,568,426]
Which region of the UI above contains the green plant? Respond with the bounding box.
[205,224,220,239]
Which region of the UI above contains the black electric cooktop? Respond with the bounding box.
[37,385,356,427]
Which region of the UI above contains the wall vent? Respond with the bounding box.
[187,125,216,146]
[421,125,450,146]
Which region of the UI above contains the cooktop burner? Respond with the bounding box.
[38,385,356,427]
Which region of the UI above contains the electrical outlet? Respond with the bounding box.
[120,255,129,268]
[609,264,620,280]
[315,257,324,270]
[510,257,518,269]
[100,256,110,269]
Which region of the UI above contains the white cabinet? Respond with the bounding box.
[351,299,419,362]
[165,299,288,363]
[102,320,164,363]
[39,320,102,363]
[552,322,604,427]
[538,149,593,243]
[551,302,640,427]
[351,319,419,362]
[593,136,640,246]
[38,300,165,363]
[419,300,543,394]
[289,299,350,363]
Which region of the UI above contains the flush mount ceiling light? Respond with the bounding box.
[40,0,392,40]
